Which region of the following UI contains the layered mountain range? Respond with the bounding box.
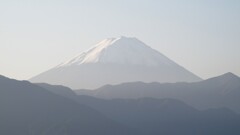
[1,68,239,135]
[35,73,240,135]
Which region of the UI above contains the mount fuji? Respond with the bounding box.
[30,36,202,89]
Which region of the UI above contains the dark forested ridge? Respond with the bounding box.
[0,75,136,135]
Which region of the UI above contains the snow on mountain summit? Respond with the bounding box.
[31,36,202,89]
[58,36,175,67]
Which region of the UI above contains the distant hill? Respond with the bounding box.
[0,75,136,135]
[76,72,240,113]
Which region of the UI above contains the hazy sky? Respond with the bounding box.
[0,0,240,80]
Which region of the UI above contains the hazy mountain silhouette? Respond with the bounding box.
[0,75,136,135]
[37,82,240,135]
[76,72,240,113]
[30,36,201,89]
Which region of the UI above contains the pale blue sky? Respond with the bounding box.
[0,0,240,80]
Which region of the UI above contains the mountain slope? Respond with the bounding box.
[30,36,201,89]
[76,72,240,113]
[0,75,136,135]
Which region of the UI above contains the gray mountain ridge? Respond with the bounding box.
[76,72,240,113]
[0,75,137,135]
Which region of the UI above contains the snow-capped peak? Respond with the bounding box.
[31,36,202,89]
[57,36,176,67]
